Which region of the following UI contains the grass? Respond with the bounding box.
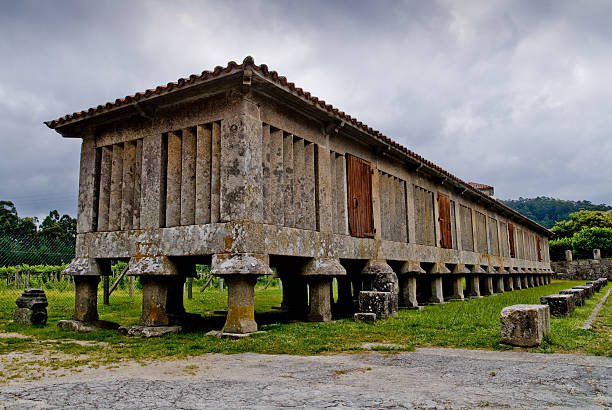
[0,280,610,368]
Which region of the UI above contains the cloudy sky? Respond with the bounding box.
[1,0,611,219]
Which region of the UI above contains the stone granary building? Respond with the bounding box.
[46,57,553,334]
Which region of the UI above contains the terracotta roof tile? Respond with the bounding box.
[44,56,550,235]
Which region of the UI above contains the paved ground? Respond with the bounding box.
[0,347,610,409]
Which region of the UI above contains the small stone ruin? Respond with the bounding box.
[500,304,550,347]
[14,289,48,325]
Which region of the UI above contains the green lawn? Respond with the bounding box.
[1,280,610,366]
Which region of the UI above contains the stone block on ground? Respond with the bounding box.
[500,304,550,347]
[58,319,120,333]
[205,330,266,339]
[354,312,376,323]
[540,294,576,316]
[14,289,48,325]
[118,325,182,338]
[559,289,586,306]
[358,291,398,320]
[573,285,594,299]
[586,281,602,292]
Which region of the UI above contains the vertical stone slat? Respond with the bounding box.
[336,154,348,234]
[120,141,136,230]
[398,179,407,242]
[140,134,167,228]
[261,124,272,224]
[405,178,415,243]
[329,152,338,233]
[210,122,221,223]
[270,128,284,225]
[97,146,112,231]
[303,142,316,230]
[180,127,196,226]
[195,124,212,224]
[390,176,399,241]
[108,143,124,231]
[381,174,391,240]
[316,145,332,233]
[76,136,97,233]
[293,138,305,229]
[283,133,295,227]
[166,131,182,227]
[132,139,143,229]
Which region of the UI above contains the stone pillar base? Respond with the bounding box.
[444,276,464,301]
[73,276,101,322]
[223,275,258,334]
[494,277,505,294]
[307,277,332,322]
[513,276,522,290]
[399,276,419,308]
[465,276,481,298]
[427,276,444,304]
[480,276,495,296]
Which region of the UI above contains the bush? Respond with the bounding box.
[550,237,572,261]
[572,227,612,259]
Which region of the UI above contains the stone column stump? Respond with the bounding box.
[541,294,576,316]
[500,304,550,347]
[559,288,586,306]
[14,289,48,325]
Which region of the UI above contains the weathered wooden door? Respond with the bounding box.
[536,237,542,262]
[508,223,516,258]
[347,154,375,238]
[437,192,452,249]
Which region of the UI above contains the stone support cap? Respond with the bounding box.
[451,264,470,275]
[399,260,425,275]
[485,265,496,274]
[212,253,273,276]
[301,258,346,276]
[62,257,102,276]
[508,267,518,274]
[497,267,509,274]
[428,263,451,274]
[127,255,179,276]
[469,265,486,274]
[360,260,394,276]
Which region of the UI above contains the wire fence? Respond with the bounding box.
[0,234,280,324]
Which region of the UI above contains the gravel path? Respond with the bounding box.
[0,347,610,409]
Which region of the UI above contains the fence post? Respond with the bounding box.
[14,266,19,290]
[219,278,224,292]
[188,277,193,299]
[103,276,110,305]
[129,276,135,297]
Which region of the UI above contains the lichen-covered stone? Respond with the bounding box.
[118,325,182,337]
[500,304,550,347]
[573,285,594,299]
[58,319,119,333]
[358,291,397,320]
[559,289,586,306]
[540,294,576,317]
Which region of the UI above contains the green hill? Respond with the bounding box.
[499,197,612,228]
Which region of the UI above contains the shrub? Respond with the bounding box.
[572,227,612,259]
[549,237,572,261]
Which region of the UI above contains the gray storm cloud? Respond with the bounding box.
[1,0,610,218]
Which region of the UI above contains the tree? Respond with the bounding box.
[0,201,19,234]
[550,210,612,239]
[40,210,76,241]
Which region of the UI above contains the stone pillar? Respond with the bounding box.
[504,276,514,291]
[465,276,481,298]
[522,275,529,288]
[223,275,258,333]
[480,276,495,296]
[593,249,601,260]
[513,276,522,290]
[140,276,172,326]
[398,261,424,308]
[302,258,347,322]
[212,253,272,334]
[73,276,100,322]
[565,249,573,262]
[529,275,535,288]
[428,277,444,304]
[308,277,333,322]
[494,276,505,293]
[398,276,419,308]
[63,258,103,322]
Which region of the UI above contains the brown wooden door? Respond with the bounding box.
[347,154,375,238]
[536,237,542,262]
[437,193,452,249]
[508,223,516,258]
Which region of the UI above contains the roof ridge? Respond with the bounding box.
[45,56,550,235]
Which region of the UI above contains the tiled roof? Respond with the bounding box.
[467,182,494,190]
[45,56,550,235]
